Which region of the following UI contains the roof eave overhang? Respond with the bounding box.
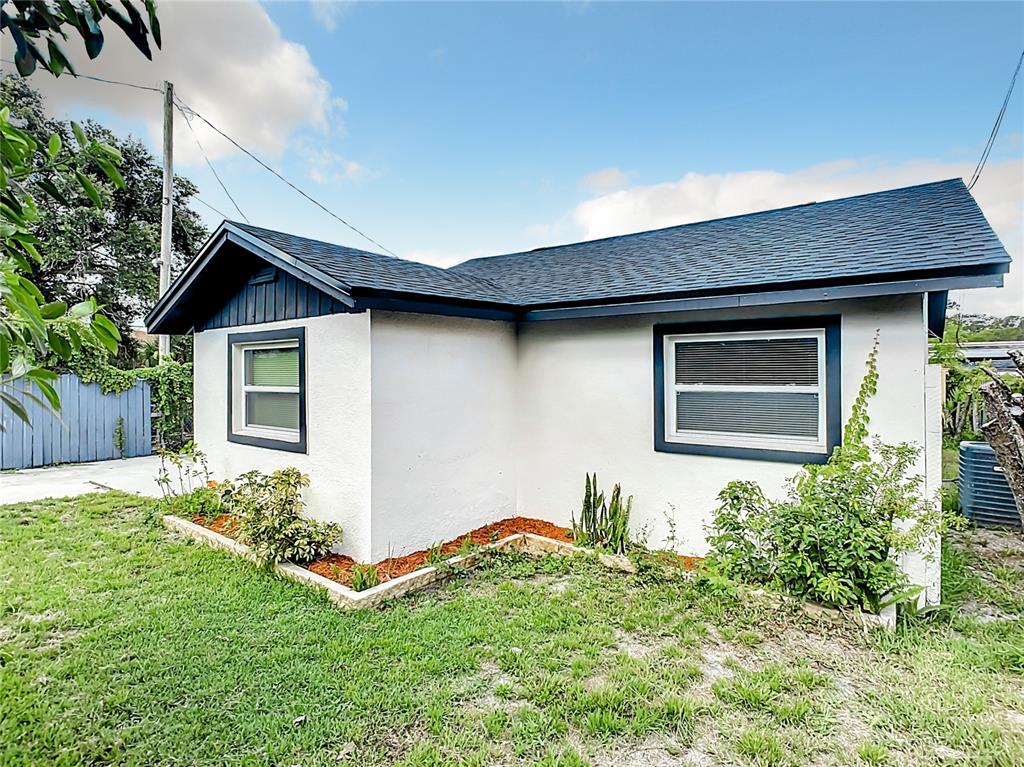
[145,222,355,334]
[518,264,1008,322]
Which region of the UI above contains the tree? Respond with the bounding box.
[2,0,160,78]
[1,0,161,425]
[979,351,1024,527]
[3,76,207,365]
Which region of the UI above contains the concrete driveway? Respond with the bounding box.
[0,455,163,505]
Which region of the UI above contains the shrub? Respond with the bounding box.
[571,473,632,554]
[350,563,379,592]
[706,335,946,612]
[225,468,342,567]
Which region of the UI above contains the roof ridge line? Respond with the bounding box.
[450,177,966,268]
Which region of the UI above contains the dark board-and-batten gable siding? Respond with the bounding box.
[201,267,350,331]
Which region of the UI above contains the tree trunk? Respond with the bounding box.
[979,350,1024,528]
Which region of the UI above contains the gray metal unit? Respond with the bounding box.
[958,441,1020,529]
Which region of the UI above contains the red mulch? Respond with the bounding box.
[307,516,573,587]
[194,513,239,537]
[188,512,702,587]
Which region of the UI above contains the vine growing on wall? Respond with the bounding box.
[57,342,193,446]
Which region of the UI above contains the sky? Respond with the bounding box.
[8,0,1024,314]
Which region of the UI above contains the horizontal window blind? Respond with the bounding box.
[676,391,820,438]
[245,348,299,387]
[246,392,300,430]
[675,337,818,387]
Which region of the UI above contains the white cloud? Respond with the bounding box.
[580,166,631,195]
[23,0,341,165]
[309,1,350,32]
[564,159,1023,315]
[299,143,378,184]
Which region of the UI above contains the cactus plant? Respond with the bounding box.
[571,472,632,554]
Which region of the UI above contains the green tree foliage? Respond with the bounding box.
[706,336,948,612]
[1,0,161,425]
[1,103,123,423]
[3,76,207,365]
[2,0,160,77]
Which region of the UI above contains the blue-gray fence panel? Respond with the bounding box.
[0,374,152,470]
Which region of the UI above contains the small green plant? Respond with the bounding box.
[571,473,632,554]
[855,742,889,765]
[226,468,342,566]
[350,563,379,592]
[456,536,477,556]
[164,486,222,521]
[112,416,126,458]
[734,729,784,765]
[425,542,448,566]
[155,441,210,498]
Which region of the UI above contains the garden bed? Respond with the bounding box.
[162,513,637,608]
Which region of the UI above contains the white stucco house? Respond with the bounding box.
[147,179,1011,601]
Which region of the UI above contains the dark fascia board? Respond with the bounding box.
[352,291,519,322]
[927,291,949,338]
[145,222,355,334]
[521,268,1006,322]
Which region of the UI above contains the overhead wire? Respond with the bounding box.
[1,60,397,255]
[966,48,1024,190]
[174,101,249,223]
[173,94,399,257]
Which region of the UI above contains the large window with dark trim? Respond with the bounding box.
[654,318,840,463]
[227,327,306,453]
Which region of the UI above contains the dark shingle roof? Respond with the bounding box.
[449,178,1010,306]
[231,223,515,304]
[232,178,1009,309]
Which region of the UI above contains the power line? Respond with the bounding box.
[967,48,1024,191]
[175,102,249,223]
[2,60,397,256]
[192,195,231,220]
[0,59,163,92]
[173,95,399,257]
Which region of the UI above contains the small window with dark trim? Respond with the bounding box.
[654,318,840,463]
[227,327,306,453]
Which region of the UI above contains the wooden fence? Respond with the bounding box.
[0,374,152,470]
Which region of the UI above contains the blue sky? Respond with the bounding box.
[14,1,1024,312]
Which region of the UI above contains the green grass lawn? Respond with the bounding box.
[1,493,1023,766]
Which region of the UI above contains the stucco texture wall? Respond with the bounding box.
[193,313,374,561]
[514,295,932,561]
[368,311,518,561]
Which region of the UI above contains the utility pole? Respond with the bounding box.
[158,80,174,361]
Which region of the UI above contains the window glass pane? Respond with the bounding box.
[676,391,819,439]
[246,392,299,430]
[245,347,299,387]
[675,337,818,386]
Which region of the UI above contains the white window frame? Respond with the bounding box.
[230,338,301,443]
[663,327,828,454]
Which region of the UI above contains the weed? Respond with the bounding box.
[735,729,785,765]
[350,563,379,592]
[856,742,889,765]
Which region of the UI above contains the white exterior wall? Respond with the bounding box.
[193,313,375,561]
[368,311,518,561]
[515,295,933,568]
[192,292,940,598]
